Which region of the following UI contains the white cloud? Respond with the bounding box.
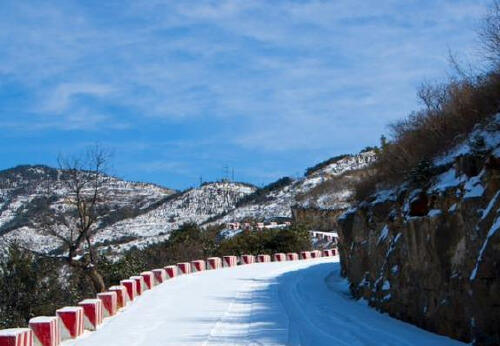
[42,83,115,114]
[0,0,491,149]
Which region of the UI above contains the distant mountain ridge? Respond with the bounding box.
[0,151,375,256]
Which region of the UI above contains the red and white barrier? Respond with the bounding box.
[310,250,322,259]
[29,316,60,346]
[56,307,84,341]
[300,251,311,260]
[109,285,127,308]
[207,257,222,270]
[177,262,191,275]
[241,255,255,264]
[0,328,33,346]
[322,249,334,257]
[130,276,147,295]
[165,265,178,278]
[257,254,271,263]
[287,253,299,261]
[140,271,155,289]
[152,269,167,284]
[273,253,287,262]
[191,260,206,272]
[97,292,118,317]
[78,299,103,331]
[120,280,137,302]
[223,256,237,267]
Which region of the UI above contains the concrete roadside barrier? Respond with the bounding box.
[300,251,311,260]
[322,249,334,257]
[287,253,299,261]
[0,328,33,346]
[119,280,137,302]
[109,286,127,308]
[177,262,191,275]
[257,254,271,263]
[56,307,84,341]
[130,276,147,295]
[223,256,237,267]
[78,299,103,331]
[29,316,60,346]
[273,253,287,262]
[165,265,178,278]
[310,250,322,258]
[191,260,206,272]
[152,269,167,284]
[207,257,222,270]
[241,255,255,264]
[97,292,118,317]
[140,271,155,289]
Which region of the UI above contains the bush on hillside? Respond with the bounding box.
[216,225,311,256]
[354,2,500,201]
[236,177,294,207]
[304,155,350,177]
[0,245,94,328]
[355,69,500,200]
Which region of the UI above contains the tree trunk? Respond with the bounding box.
[87,267,106,293]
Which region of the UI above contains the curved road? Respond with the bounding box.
[67,257,464,346]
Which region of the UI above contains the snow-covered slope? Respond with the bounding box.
[66,257,464,346]
[0,151,373,255]
[94,182,256,253]
[0,165,176,254]
[208,151,375,224]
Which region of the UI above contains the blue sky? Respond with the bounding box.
[0,0,490,189]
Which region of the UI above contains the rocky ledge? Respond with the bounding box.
[338,118,500,345]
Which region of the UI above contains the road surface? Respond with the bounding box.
[67,257,464,345]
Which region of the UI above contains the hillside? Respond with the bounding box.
[0,166,256,255]
[94,181,256,254]
[0,165,177,252]
[206,151,376,225]
[0,151,372,256]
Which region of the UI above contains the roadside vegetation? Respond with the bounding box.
[355,1,500,201]
[0,223,310,328]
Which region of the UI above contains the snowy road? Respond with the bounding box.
[67,257,464,346]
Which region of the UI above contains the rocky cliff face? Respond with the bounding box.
[337,118,500,344]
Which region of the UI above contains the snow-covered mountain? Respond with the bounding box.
[0,151,374,255]
[0,165,176,254]
[207,151,376,224]
[94,181,256,254]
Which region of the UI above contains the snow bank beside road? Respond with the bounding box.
[66,258,464,346]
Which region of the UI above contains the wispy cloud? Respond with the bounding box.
[42,83,115,114]
[0,0,491,187]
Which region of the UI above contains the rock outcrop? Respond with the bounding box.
[338,119,500,344]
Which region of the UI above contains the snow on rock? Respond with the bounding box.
[463,175,485,199]
[378,225,389,244]
[430,169,465,193]
[470,211,500,281]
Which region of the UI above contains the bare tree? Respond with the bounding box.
[480,0,500,67]
[39,145,112,293]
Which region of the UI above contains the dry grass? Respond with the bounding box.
[355,69,500,201]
